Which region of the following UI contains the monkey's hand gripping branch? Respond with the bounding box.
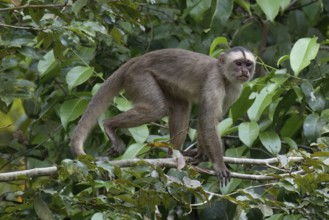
[213,162,231,187]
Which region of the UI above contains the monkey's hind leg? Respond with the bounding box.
[103,72,168,157]
[168,99,191,154]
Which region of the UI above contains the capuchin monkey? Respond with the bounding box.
[70,47,256,186]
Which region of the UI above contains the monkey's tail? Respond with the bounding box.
[70,57,139,157]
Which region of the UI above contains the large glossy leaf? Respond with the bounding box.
[187,0,212,23]
[209,36,228,57]
[91,212,104,220]
[121,143,148,159]
[128,124,149,143]
[283,137,298,150]
[59,98,88,129]
[238,121,259,147]
[72,0,88,15]
[66,66,94,92]
[37,50,58,77]
[217,118,233,136]
[301,80,325,112]
[247,89,272,121]
[303,113,328,142]
[114,97,133,111]
[290,37,320,76]
[280,0,291,11]
[280,114,304,138]
[231,86,253,122]
[210,0,233,28]
[259,131,281,155]
[247,75,288,122]
[256,0,280,22]
[34,197,54,220]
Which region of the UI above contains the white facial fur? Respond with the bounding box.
[228,51,256,63]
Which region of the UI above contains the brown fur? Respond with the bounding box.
[70,47,256,185]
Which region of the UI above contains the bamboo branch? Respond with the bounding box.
[0,156,309,182]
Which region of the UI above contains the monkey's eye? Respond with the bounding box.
[235,61,242,66]
[246,61,252,67]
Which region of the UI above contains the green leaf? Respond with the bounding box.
[37,50,58,77]
[276,54,290,67]
[301,80,325,112]
[114,97,133,111]
[217,118,233,135]
[266,214,284,220]
[290,37,320,76]
[128,124,149,143]
[231,86,253,122]
[59,98,88,129]
[72,0,87,16]
[303,113,327,142]
[234,0,251,15]
[188,0,212,23]
[18,47,42,59]
[280,114,304,138]
[188,128,197,141]
[211,0,233,27]
[238,121,259,147]
[111,27,123,44]
[280,0,291,11]
[209,36,228,57]
[66,66,94,91]
[256,0,280,22]
[121,143,148,159]
[34,197,54,220]
[283,137,298,150]
[91,212,104,220]
[259,131,281,155]
[247,88,272,121]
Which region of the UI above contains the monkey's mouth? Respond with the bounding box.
[237,75,249,81]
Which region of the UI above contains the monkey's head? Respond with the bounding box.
[219,47,256,83]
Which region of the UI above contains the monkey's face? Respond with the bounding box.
[220,50,256,83]
[233,59,254,82]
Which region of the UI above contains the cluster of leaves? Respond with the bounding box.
[0,0,329,219]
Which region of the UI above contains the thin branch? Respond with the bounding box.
[286,0,318,12]
[0,166,58,181]
[0,4,67,12]
[0,156,311,182]
[320,45,329,52]
[0,22,42,30]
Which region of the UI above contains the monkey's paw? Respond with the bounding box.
[183,150,208,165]
[107,140,126,158]
[213,163,231,187]
[182,149,197,157]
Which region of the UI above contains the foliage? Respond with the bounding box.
[0,0,329,219]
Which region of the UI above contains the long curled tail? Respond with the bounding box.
[70,57,139,157]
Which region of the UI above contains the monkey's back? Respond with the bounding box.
[123,48,220,103]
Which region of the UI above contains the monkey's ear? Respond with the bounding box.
[218,53,226,64]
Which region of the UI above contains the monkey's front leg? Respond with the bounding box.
[198,86,230,186]
[198,122,230,186]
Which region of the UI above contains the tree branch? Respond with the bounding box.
[0,4,67,12]
[0,156,309,182]
[0,22,42,30]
